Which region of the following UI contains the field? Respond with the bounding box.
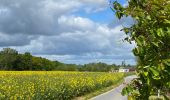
[0,71,125,100]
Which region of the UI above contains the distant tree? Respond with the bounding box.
[121,60,126,68]
[80,62,114,72]
[0,48,18,54]
[0,48,135,72]
[32,57,43,70]
[0,48,18,70]
[14,52,33,70]
[24,52,32,70]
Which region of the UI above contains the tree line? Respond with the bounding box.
[0,48,135,71]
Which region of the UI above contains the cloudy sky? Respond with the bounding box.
[0,0,136,65]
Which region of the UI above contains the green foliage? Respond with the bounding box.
[78,62,135,72]
[0,48,135,71]
[79,62,113,72]
[0,48,62,71]
[0,48,18,70]
[112,0,170,99]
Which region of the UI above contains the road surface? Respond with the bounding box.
[91,75,137,100]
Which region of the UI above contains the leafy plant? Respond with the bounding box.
[112,0,170,99]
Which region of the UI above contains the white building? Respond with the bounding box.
[119,68,129,72]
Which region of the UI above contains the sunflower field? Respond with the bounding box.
[0,71,125,100]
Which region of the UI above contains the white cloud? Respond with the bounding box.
[58,16,97,32]
[77,0,108,13]
[0,0,108,35]
[36,53,135,65]
[0,0,135,64]
[11,16,134,57]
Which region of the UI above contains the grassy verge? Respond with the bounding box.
[149,96,165,100]
[128,96,166,100]
[74,78,124,100]
[74,72,135,100]
[124,72,136,77]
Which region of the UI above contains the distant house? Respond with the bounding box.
[129,68,136,72]
[119,68,129,72]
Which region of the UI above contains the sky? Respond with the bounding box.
[0,0,136,65]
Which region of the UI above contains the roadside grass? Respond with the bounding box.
[128,96,165,100]
[149,96,165,100]
[74,78,124,100]
[74,72,135,100]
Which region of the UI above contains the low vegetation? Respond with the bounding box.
[0,71,125,100]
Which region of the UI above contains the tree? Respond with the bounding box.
[0,48,18,70]
[79,62,113,72]
[121,60,126,68]
[0,48,134,71]
[23,52,33,70]
[15,52,33,70]
[112,0,170,99]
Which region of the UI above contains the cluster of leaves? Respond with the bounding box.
[112,0,170,99]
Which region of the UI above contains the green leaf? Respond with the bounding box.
[146,16,151,20]
[113,1,124,19]
[152,42,159,47]
[164,19,170,24]
[136,38,142,46]
[143,72,148,76]
[115,12,123,19]
[121,85,133,96]
[132,48,139,55]
[122,27,130,34]
[121,87,128,96]
[157,28,165,37]
[113,1,123,11]
[163,60,170,66]
[149,67,159,76]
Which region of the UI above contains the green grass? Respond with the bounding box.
[75,72,135,100]
[74,78,124,100]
